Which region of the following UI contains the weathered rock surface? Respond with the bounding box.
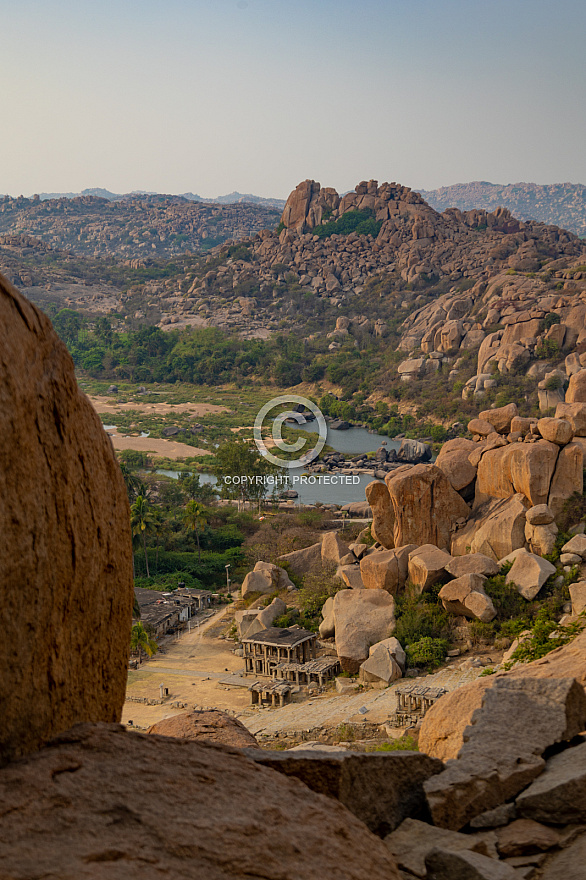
[569,581,586,616]
[385,817,495,878]
[516,739,586,824]
[423,677,586,829]
[445,554,500,579]
[419,629,586,761]
[278,542,322,577]
[385,464,470,551]
[408,545,453,592]
[547,441,583,516]
[360,637,405,685]
[337,564,365,589]
[146,709,259,748]
[505,550,556,600]
[425,847,518,879]
[479,403,519,435]
[537,416,574,445]
[0,723,402,879]
[539,827,586,880]
[475,440,559,507]
[360,544,417,593]
[495,818,560,857]
[246,747,443,837]
[435,438,478,495]
[451,495,528,560]
[322,531,351,566]
[319,595,335,638]
[566,369,586,403]
[439,574,497,622]
[333,589,396,673]
[366,479,396,548]
[556,401,586,436]
[0,274,134,765]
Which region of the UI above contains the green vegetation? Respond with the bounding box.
[311,208,383,240]
[512,609,586,662]
[405,637,450,669]
[130,622,158,663]
[369,735,418,752]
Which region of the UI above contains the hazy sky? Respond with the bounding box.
[1,0,585,198]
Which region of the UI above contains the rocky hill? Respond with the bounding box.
[419,181,586,238]
[30,187,286,209]
[0,193,280,259]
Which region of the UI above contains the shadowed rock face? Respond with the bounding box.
[0,273,134,765]
[0,723,402,880]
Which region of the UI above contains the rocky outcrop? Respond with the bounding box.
[451,494,528,561]
[0,723,402,879]
[146,709,259,748]
[0,273,134,765]
[439,574,497,622]
[359,544,416,593]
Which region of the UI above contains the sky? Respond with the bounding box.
[1,0,585,199]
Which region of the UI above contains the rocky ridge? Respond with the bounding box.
[419,181,586,238]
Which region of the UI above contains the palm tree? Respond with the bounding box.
[130,495,155,577]
[183,500,207,561]
[119,462,142,502]
[130,622,158,665]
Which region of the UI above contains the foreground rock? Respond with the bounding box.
[423,677,586,829]
[419,629,586,761]
[425,848,518,879]
[333,589,396,673]
[385,818,496,878]
[0,723,401,879]
[146,710,259,748]
[516,739,586,824]
[245,747,443,837]
[0,274,134,765]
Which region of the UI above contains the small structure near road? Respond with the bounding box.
[390,684,447,727]
[249,680,293,708]
[273,657,340,687]
[134,587,213,639]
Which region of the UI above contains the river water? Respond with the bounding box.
[155,425,403,507]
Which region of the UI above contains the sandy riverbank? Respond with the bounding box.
[106,428,209,459]
[89,396,230,416]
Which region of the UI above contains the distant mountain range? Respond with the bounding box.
[418,181,586,238]
[31,188,286,210]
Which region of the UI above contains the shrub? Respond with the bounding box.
[513,609,586,662]
[369,735,418,752]
[394,592,451,648]
[406,637,449,669]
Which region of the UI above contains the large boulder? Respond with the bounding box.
[439,574,497,622]
[475,440,559,507]
[319,595,336,638]
[360,544,417,593]
[333,589,396,673]
[241,562,295,598]
[322,531,351,566]
[408,544,453,592]
[278,542,322,578]
[419,628,586,761]
[547,441,583,517]
[537,417,574,445]
[423,677,586,830]
[565,369,586,403]
[146,709,259,748]
[0,274,134,765]
[451,495,528,561]
[0,723,402,879]
[505,549,556,600]
[366,480,395,549]
[555,401,586,436]
[445,554,500,579]
[435,438,477,496]
[479,403,518,434]
[385,464,471,551]
[397,438,432,463]
[360,637,405,685]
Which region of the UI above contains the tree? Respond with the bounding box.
[179,471,218,504]
[119,462,143,502]
[212,439,279,509]
[130,622,158,665]
[130,495,155,577]
[183,500,207,561]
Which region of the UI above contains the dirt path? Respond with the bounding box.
[122,606,250,729]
